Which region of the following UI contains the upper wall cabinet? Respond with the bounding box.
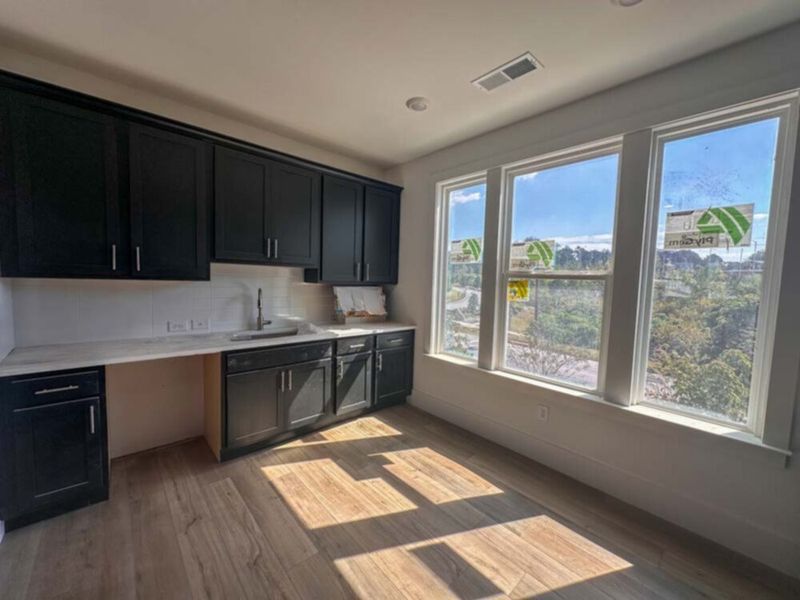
[214,145,320,268]
[3,92,123,278]
[306,175,400,285]
[129,125,210,280]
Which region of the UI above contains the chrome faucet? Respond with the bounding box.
[256,288,266,330]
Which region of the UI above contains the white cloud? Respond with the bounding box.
[450,191,482,205]
[753,212,768,221]
[516,172,539,182]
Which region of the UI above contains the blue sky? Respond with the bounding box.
[448,116,779,260]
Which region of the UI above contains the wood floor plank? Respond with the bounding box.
[1,404,795,600]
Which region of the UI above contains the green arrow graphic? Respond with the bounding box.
[526,241,553,267]
[461,238,482,260]
[696,206,751,245]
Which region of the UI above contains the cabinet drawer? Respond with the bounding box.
[335,336,373,355]
[9,369,101,407]
[376,330,413,349]
[227,342,333,374]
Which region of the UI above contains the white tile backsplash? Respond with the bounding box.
[11,263,335,347]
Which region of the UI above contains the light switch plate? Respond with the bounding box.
[192,319,209,331]
[167,320,188,333]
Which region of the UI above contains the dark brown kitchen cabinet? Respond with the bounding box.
[375,330,414,408]
[3,91,123,278]
[306,176,400,285]
[129,124,210,280]
[225,366,283,449]
[0,367,108,530]
[363,185,400,284]
[335,351,373,416]
[214,145,320,267]
[284,359,332,430]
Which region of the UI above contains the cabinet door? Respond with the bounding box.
[225,367,282,449]
[9,93,122,277]
[335,352,373,416]
[214,145,270,263]
[130,124,210,280]
[284,359,331,430]
[269,162,321,267]
[375,346,413,407]
[12,397,105,512]
[363,186,400,284]
[320,175,363,283]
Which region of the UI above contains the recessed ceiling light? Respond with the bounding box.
[611,0,643,6]
[405,97,430,112]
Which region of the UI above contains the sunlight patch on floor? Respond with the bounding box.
[262,457,418,529]
[282,417,403,447]
[333,514,632,599]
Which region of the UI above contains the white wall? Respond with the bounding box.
[388,22,800,578]
[0,44,386,181]
[11,262,334,346]
[0,279,14,360]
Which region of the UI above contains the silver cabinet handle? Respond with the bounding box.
[378,353,383,372]
[350,343,365,349]
[34,385,79,396]
[135,246,141,272]
[337,361,344,382]
[288,369,292,391]
[356,262,362,280]
[273,238,279,259]
[112,244,117,271]
[366,263,370,281]
[89,405,96,435]
[281,370,285,392]
[266,237,272,258]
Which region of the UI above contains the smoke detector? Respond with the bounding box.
[405,97,430,112]
[472,52,542,93]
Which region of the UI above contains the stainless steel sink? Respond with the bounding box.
[229,326,299,341]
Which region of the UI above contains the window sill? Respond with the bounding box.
[423,352,792,463]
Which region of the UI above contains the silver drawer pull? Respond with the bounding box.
[34,384,79,395]
[288,369,292,391]
[389,338,403,344]
[89,405,96,435]
[349,343,365,349]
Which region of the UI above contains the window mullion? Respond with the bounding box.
[477,166,503,370]
[604,129,654,406]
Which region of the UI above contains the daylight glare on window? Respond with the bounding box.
[442,182,486,359]
[643,117,780,423]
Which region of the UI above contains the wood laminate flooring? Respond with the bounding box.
[1,405,797,599]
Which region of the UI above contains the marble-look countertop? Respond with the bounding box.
[0,321,416,378]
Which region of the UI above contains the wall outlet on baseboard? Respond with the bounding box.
[191,319,209,331]
[167,320,188,333]
[537,405,549,422]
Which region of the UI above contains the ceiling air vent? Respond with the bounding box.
[472,52,542,92]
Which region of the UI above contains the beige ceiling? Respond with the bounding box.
[0,1,799,168]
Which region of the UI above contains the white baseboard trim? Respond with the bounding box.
[408,389,800,579]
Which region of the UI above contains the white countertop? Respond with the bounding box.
[0,322,415,378]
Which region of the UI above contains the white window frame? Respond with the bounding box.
[631,95,799,435]
[431,173,488,360]
[495,140,623,394]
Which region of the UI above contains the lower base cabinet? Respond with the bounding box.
[0,367,109,530]
[335,351,373,416]
[220,331,413,460]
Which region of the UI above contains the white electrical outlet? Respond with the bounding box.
[167,320,188,333]
[537,405,549,422]
[192,319,209,331]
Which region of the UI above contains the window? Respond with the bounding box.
[635,107,792,429]
[499,146,620,390]
[436,178,487,359]
[431,92,798,447]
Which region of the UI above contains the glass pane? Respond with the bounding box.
[442,182,486,359]
[505,279,604,389]
[644,117,780,423]
[510,153,619,273]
